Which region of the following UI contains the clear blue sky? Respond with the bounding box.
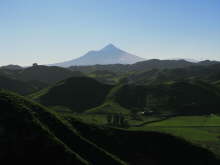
[1,0,220,65]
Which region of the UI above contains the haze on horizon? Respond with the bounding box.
[1,0,220,66]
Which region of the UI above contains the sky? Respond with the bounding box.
[0,0,220,66]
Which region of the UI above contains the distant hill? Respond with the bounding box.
[14,65,84,84]
[88,70,120,84]
[127,63,220,85]
[69,59,220,74]
[32,77,113,111]
[1,64,23,70]
[0,75,47,95]
[52,44,145,67]
[69,59,196,73]
[110,81,220,115]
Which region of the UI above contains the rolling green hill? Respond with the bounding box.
[88,70,120,84]
[127,64,220,85]
[14,65,84,84]
[129,115,220,157]
[32,77,113,112]
[65,116,220,165]
[0,90,126,165]
[69,59,195,73]
[0,75,47,95]
[111,81,220,115]
[1,90,219,165]
[31,76,220,116]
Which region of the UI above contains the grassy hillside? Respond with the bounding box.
[64,115,220,165]
[112,81,220,115]
[1,90,220,164]
[69,59,196,73]
[0,75,47,95]
[127,64,220,85]
[32,77,113,112]
[0,90,127,165]
[129,115,220,157]
[32,77,220,116]
[15,65,84,84]
[0,90,87,165]
[88,70,120,84]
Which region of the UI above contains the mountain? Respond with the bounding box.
[52,44,145,67]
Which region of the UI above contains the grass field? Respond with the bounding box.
[129,115,220,157]
[58,110,220,157]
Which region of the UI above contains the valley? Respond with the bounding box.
[1,59,220,164]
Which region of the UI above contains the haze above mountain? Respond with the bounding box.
[51,44,145,67]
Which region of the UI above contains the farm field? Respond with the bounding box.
[63,113,220,157]
[129,115,220,157]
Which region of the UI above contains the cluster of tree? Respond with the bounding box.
[106,113,129,127]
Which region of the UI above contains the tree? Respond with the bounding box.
[106,114,113,125]
[33,63,38,67]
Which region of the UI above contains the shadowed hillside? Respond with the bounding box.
[15,65,84,84]
[0,90,126,165]
[0,75,47,95]
[127,63,220,85]
[33,77,113,111]
[65,117,220,165]
[110,81,220,115]
[69,59,199,73]
[1,90,219,165]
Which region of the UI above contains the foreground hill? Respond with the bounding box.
[32,77,113,111]
[52,44,145,67]
[1,90,219,165]
[65,116,220,165]
[0,90,125,165]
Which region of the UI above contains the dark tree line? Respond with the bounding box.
[106,113,128,127]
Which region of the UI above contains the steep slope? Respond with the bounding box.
[0,90,87,165]
[33,77,113,111]
[52,44,145,67]
[0,90,125,165]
